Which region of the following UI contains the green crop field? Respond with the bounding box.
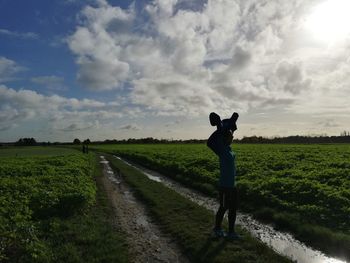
[0,147,128,263]
[93,143,350,258]
[0,146,78,157]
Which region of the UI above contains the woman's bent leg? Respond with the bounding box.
[215,206,227,229]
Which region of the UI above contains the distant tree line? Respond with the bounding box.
[79,133,350,145]
[239,134,350,144]
[73,138,90,145]
[15,138,37,146]
[1,131,350,147]
[90,137,206,145]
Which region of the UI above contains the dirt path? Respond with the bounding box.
[99,155,190,263]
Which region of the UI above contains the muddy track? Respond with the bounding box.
[113,155,347,263]
[99,155,190,263]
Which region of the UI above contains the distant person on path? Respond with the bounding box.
[82,144,89,154]
[207,112,239,240]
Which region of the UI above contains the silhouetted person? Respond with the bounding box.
[207,112,239,240]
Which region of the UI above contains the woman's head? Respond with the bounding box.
[223,130,233,145]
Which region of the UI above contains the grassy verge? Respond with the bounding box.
[105,154,292,263]
[106,151,350,262]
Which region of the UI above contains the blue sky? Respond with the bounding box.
[1,0,350,142]
[0,0,131,100]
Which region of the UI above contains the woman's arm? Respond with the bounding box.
[207,130,224,156]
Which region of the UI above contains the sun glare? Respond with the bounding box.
[305,0,350,43]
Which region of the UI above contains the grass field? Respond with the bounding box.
[0,147,128,263]
[92,143,350,260]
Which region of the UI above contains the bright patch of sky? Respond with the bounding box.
[1,0,350,142]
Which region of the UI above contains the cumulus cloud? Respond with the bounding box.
[67,3,134,90]
[0,85,114,111]
[67,0,322,117]
[0,85,124,134]
[0,57,24,82]
[76,58,129,90]
[274,61,312,94]
[231,46,252,70]
[29,0,345,139]
[6,0,350,140]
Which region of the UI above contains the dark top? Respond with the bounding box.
[207,130,236,188]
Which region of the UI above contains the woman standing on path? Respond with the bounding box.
[207,112,240,240]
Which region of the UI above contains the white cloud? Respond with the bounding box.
[2,0,350,141]
[67,3,134,90]
[68,0,322,118]
[58,120,99,131]
[0,85,126,136]
[1,0,343,140]
[119,123,141,130]
[0,85,111,111]
[0,57,24,82]
[31,75,66,91]
[272,61,312,94]
[76,57,129,90]
[317,119,340,128]
[0,28,38,39]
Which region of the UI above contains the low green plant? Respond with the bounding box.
[0,148,128,262]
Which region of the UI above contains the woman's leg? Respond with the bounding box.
[215,188,227,229]
[228,187,238,233]
[215,206,227,230]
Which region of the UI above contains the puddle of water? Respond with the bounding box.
[136,216,149,228]
[100,156,121,185]
[143,172,162,182]
[113,155,348,263]
[123,190,136,204]
[114,156,162,182]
